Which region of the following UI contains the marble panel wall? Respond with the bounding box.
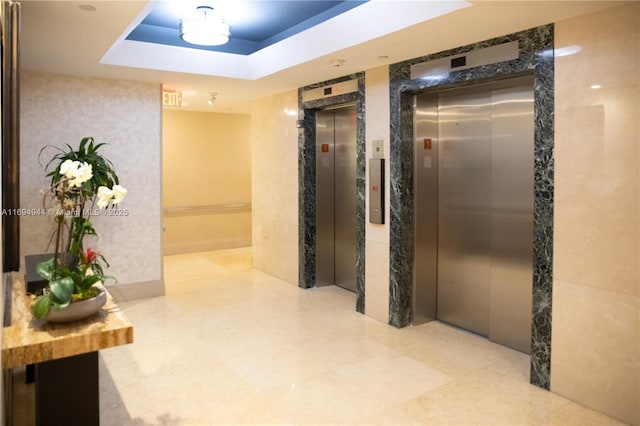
[251,90,299,285]
[298,73,366,313]
[388,26,555,389]
[552,4,639,425]
[19,72,164,299]
[364,66,391,323]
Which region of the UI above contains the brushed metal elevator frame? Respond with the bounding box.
[389,25,554,390]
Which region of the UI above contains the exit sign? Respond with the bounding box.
[162,90,182,107]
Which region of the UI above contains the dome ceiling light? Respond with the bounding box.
[180,6,230,46]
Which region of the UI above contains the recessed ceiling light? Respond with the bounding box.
[78,4,96,12]
[591,84,601,89]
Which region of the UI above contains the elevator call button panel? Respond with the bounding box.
[369,158,385,224]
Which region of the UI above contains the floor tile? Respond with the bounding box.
[10,248,631,426]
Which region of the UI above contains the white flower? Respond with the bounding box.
[62,160,93,188]
[111,185,127,204]
[59,159,79,179]
[69,162,93,187]
[96,186,113,208]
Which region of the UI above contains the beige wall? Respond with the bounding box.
[552,4,639,425]
[20,71,164,300]
[249,4,639,424]
[250,90,299,285]
[162,110,251,254]
[364,66,391,323]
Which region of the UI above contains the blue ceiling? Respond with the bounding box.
[126,1,368,55]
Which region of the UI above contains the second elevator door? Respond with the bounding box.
[414,77,534,354]
[316,105,357,292]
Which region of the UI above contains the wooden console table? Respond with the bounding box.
[2,272,133,425]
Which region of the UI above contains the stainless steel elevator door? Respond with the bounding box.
[437,90,493,337]
[413,77,534,354]
[488,85,535,353]
[316,105,357,292]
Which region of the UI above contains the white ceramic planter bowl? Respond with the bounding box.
[45,288,107,323]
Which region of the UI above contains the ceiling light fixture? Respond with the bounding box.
[554,45,581,57]
[208,93,217,105]
[180,6,230,46]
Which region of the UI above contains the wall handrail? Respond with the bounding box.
[163,203,251,216]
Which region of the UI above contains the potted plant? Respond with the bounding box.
[31,136,127,321]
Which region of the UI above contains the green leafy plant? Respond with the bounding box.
[32,249,114,319]
[32,137,127,320]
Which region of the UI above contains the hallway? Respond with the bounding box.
[14,248,627,425]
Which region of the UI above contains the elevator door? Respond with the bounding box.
[316,105,357,292]
[413,77,534,354]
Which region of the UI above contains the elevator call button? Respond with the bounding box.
[369,158,384,224]
[321,144,329,153]
[424,138,432,150]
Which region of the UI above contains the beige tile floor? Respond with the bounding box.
[13,247,629,425]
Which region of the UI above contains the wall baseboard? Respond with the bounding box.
[106,279,165,302]
[163,238,252,256]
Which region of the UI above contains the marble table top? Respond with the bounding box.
[2,273,133,369]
